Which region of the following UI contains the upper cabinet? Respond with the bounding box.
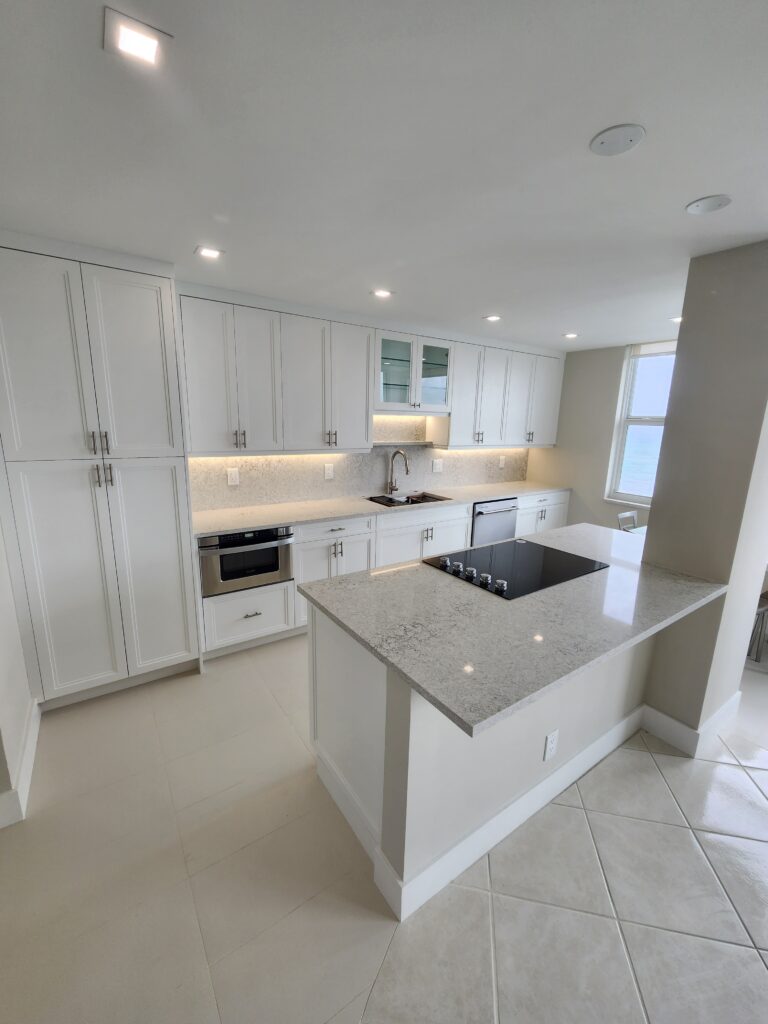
[281,314,329,450]
[526,355,564,445]
[374,331,451,413]
[0,250,183,461]
[503,351,536,445]
[328,321,372,450]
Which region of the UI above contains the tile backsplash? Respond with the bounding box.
[188,446,528,511]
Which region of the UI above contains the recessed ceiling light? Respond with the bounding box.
[103,8,170,66]
[563,333,578,340]
[589,124,646,156]
[372,288,393,299]
[670,316,683,324]
[195,245,224,259]
[483,315,502,322]
[685,194,732,215]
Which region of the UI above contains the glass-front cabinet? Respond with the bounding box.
[374,331,451,413]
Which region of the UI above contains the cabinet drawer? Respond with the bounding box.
[293,516,374,542]
[376,503,470,532]
[203,582,294,651]
[517,490,569,510]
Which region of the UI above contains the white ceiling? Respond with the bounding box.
[2,0,768,350]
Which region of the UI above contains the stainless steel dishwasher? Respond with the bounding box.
[471,497,519,546]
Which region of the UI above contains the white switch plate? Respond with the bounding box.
[499,455,506,468]
[324,464,334,480]
[432,458,444,473]
[227,468,239,486]
[543,729,559,761]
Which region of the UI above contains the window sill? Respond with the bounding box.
[603,495,651,510]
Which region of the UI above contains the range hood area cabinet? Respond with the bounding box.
[181,297,372,454]
[426,343,564,449]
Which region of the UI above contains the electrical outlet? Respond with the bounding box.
[324,463,334,480]
[543,729,559,762]
[432,458,444,473]
[227,468,239,487]
[499,455,506,468]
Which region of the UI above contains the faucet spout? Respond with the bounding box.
[387,449,411,495]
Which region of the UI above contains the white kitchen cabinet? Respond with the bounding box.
[81,265,183,458]
[537,500,568,530]
[515,491,570,536]
[294,529,374,626]
[181,296,239,453]
[281,314,329,450]
[503,352,536,446]
[374,331,451,413]
[476,347,509,446]
[203,583,294,650]
[106,458,197,675]
[376,523,424,567]
[514,507,541,537]
[423,517,471,558]
[234,305,283,452]
[329,322,372,449]
[445,342,482,446]
[376,508,472,567]
[527,355,564,445]
[7,460,128,697]
[337,533,375,575]
[0,249,100,461]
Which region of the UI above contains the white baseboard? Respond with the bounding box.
[641,691,742,757]
[316,751,380,860]
[0,700,40,829]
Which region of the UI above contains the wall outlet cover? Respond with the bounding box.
[543,729,559,762]
[227,468,239,486]
[499,455,506,468]
[324,463,334,480]
[432,458,444,473]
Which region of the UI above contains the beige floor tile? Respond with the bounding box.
[363,886,495,1024]
[328,991,369,1023]
[642,729,738,764]
[552,782,582,806]
[177,764,330,875]
[654,756,768,840]
[697,830,768,948]
[0,880,219,1024]
[192,800,370,963]
[577,748,686,825]
[589,812,749,944]
[212,871,396,1024]
[490,804,613,916]
[29,686,162,808]
[493,895,645,1024]
[622,731,647,750]
[165,712,313,811]
[720,729,768,770]
[761,950,768,968]
[623,923,768,1024]
[748,767,768,798]
[453,855,490,890]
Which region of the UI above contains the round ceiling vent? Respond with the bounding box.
[589,124,646,156]
[685,194,732,215]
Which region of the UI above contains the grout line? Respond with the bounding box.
[486,887,616,923]
[360,912,399,1023]
[320,989,369,1024]
[488,890,501,1024]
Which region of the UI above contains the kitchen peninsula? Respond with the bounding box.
[299,523,726,919]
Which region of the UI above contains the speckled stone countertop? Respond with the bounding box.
[191,480,568,536]
[299,524,727,737]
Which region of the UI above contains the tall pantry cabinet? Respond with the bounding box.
[0,248,197,700]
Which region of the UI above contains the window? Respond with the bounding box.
[606,341,676,506]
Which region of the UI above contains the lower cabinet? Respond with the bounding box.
[203,582,294,650]
[515,491,570,536]
[376,508,472,567]
[8,457,198,699]
[294,531,375,626]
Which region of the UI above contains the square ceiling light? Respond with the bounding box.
[103,7,171,66]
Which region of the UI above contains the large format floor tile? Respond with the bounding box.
[653,755,768,840]
[363,885,495,1024]
[493,896,646,1024]
[623,922,768,1024]
[589,811,748,943]
[551,782,582,806]
[454,855,490,890]
[748,767,768,798]
[641,729,738,764]
[489,803,613,916]
[211,871,396,1024]
[719,729,768,770]
[577,748,686,825]
[697,830,768,948]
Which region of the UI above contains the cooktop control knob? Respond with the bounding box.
[439,556,451,570]
[464,567,477,580]
[479,573,492,587]
[451,561,464,575]
[495,579,508,594]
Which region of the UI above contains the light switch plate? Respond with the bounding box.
[432,458,444,473]
[324,464,334,480]
[499,455,506,468]
[227,468,239,486]
[543,729,559,762]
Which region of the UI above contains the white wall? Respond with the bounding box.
[528,346,649,529]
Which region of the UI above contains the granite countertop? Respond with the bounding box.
[191,480,569,536]
[298,523,727,737]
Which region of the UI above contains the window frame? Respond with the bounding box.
[605,341,676,508]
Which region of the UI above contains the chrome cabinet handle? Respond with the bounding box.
[94,464,102,487]
[234,430,240,449]
[338,540,344,556]
[243,611,262,619]
[90,430,98,454]
[326,430,331,446]
[241,430,247,448]
[332,541,338,558]
[106,463,114,486]
[329,527,345,532]
[332,430,338,447]
[101,430,111,455]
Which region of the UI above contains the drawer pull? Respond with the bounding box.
[329,527,345,532]
[243,611,262,619]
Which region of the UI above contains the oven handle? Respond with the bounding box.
[199,537,294,556]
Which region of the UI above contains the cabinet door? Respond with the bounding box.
[374,331,417,411]
[423,518,470,558]
[515,507,540,538]
[7,460,127,698]
[477,347,509,446]
[330,322,372,449]
[336,534,374,577]
[180,297,240,453]
[447,342,482,446]
[0,249,99,460]
[416,338,451,413]
[528,356,564,445]
[281,314,329,450]
[83,266,183,457]
[106,458,197,675]
[504,351,536,445]
[203,583,293,651]
[375,524,424,567]
[234,305,283,452]
[293,539,335,625]
[538,501,568,531]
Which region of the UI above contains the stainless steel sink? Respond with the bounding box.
[367,492,449,508]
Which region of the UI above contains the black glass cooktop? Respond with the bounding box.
[423,539,609,600]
